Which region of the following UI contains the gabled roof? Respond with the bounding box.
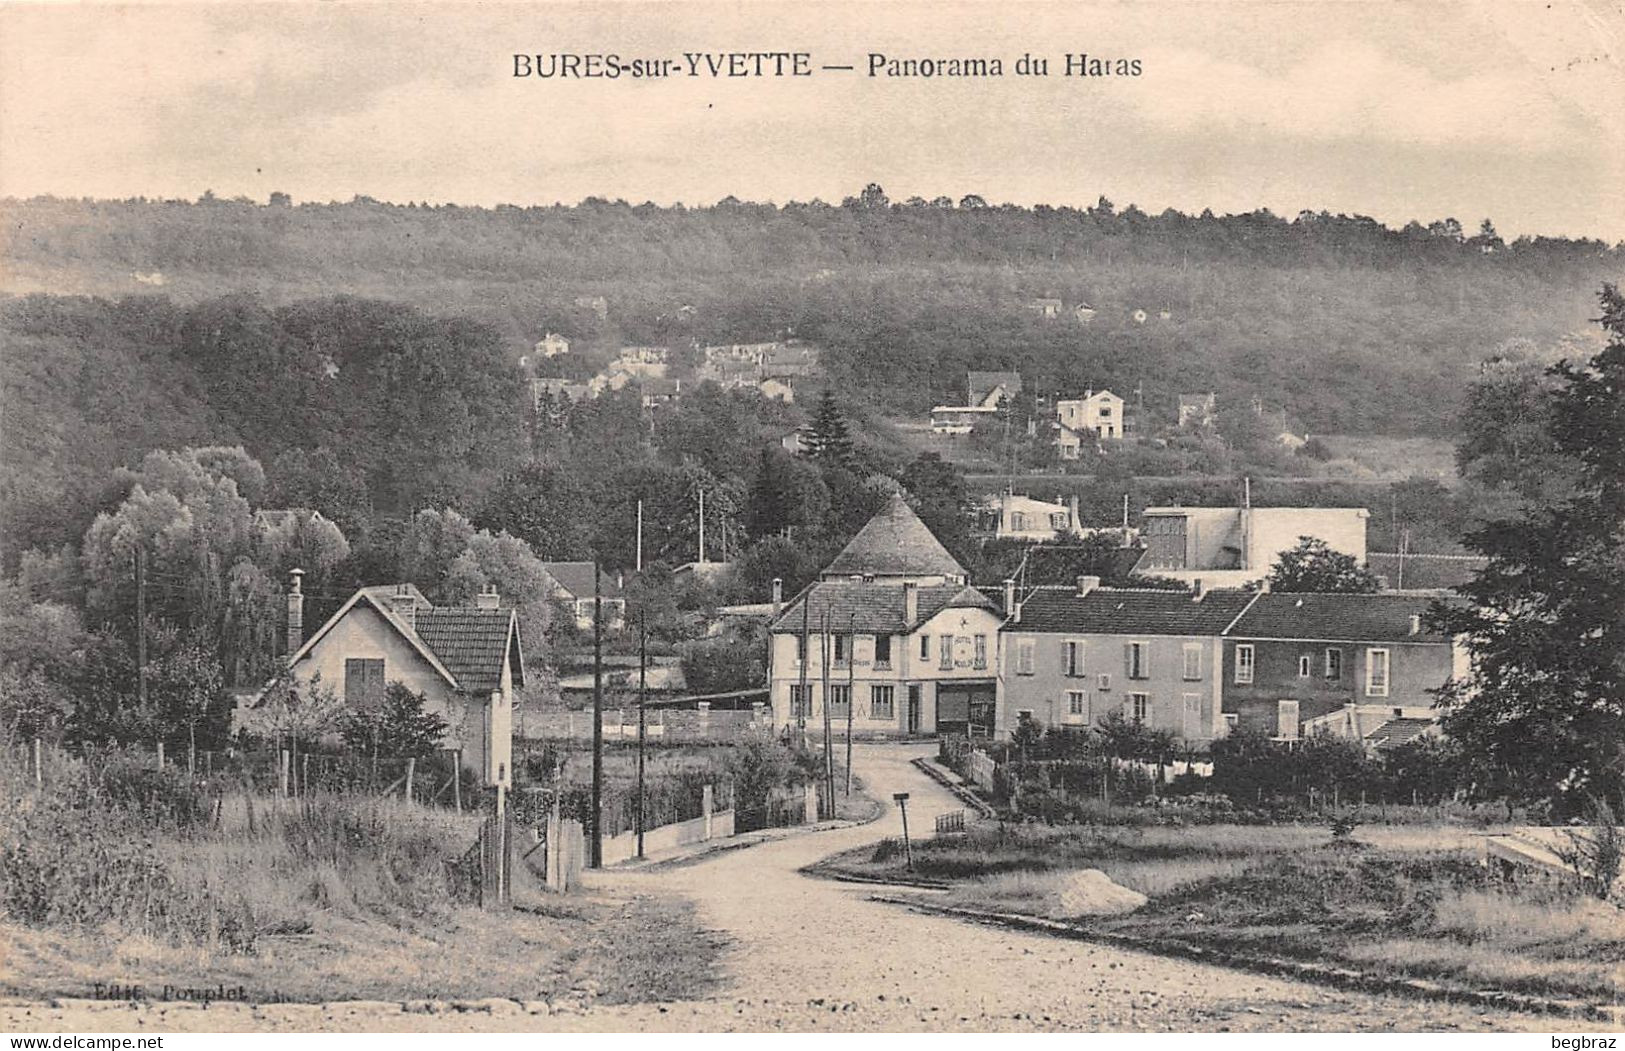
[1008,586,1257,637]
[540,561,624,600]
[1364,718,1436,749]
[1013,544,1147,586]
[1367,553,1486,590]
[1226,592,1460,643]
[415,608,524,693]
[770,580,996,635]
[967,370,1022,406]
[823,494,967,580]
[287,584,524,695]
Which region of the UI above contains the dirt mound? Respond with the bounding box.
[1050,869,1148,917]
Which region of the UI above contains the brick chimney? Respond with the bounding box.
[391,583,418,632]
[476,583,500,610]
[903,581,919,626]
[771,577,783,616]
[1075,575,1100,598]
[286,568,305,654]
[1003,578,1017,616]
[1192,577,1208,601]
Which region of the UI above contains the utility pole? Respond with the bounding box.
[698,486,706,563]
[590,562,604,869]
[636,610,647,860]
[820,612,834,818]
[636,499,644,573]
[845,611,855,796]
[135,545,148,709]
[796,595,810,746]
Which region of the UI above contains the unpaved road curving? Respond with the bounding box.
[1,743,1613,1032]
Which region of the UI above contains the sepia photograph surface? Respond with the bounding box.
[1,0,1623,1037]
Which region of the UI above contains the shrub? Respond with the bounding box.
[1557,796,1624,901]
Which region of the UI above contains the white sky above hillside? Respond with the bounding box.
[1,1,1620,240]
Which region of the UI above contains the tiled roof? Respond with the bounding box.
[1227,592,1460,643]
[824,494,966,579]
[541,561,623,600]
[968,370,1022,404]
[1368,553,1486,590]
[414,608,520,693]
[1011,544,1147,586]
[1009,586,1256,636]
[770,581,996,635]
[1364,718,1436,749]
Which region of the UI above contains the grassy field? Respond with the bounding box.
[830,822,1623,1005]
[0,751,723,1005]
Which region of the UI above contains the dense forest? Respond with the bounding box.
[4,190,1617,435]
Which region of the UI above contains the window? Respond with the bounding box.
[874,634,893,668]
[920,634,930,661]
[1049,512,1069,531]
[974,634,988,669]
[1099,406,1113,418]
[1065,640,1086,678]
[1129,693,1150,723]
[789,684,811,719]
[1234,644,1255,684]
[870,685,895,720]
[1366,648,1391,697]
[1010,511,1030,531]
[1324,647,1343,681]
[829,684,851,716]
[1067,690,1087,717]
[795,634,807,664]
[832,633,849,666]
[939,635,953,670]
[1298,654,1312,678]
[344,658,385,704]
[1182,643,1202,681]
[1126,641,1149,679]
[1016,638,1035,676]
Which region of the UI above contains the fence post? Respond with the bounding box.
[703,784,714,841]
[156,741,165,769]
[279,750,290,799]
[453,749,463,813]
[33,738,43,787]
[405,757,416,801]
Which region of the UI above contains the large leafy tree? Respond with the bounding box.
[1434,286,1625,814]
[1267,537,1380,593]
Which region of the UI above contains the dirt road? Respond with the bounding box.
[0,742,1608,1032]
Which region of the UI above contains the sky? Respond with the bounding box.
[2,0,1622,241]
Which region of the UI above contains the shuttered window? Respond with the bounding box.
[344,658,385,705]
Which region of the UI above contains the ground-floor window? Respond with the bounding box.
[789,684,811,719]
[1129,692,1150,723]
[1067,690,1087,718]
[829,684,851,716]
[871,684,895,719]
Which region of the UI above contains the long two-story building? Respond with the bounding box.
[1221,591,1465,746]
[996,578,1255,746]
[768,495,1005,737]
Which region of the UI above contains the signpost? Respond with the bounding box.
[893,791,914,872]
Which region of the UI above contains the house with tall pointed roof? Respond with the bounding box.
[770,495,1002,737]
[823,493,968,584]
[275,582,525,786]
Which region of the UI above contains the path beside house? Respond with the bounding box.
[1,743,1606,1032]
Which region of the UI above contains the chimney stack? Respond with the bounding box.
[1076,575,1100,598]
[1003,578,1017,616]
[1257,578,1271,594]
[286,568,305,654]
[771,577,783,616]
[1409,613,1423,636]
[392,583,418,632]
[475,583,500,610]
[903,581,919,626]
[1192,577,1208,601]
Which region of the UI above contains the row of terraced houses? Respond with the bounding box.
[767,495,1464,751]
